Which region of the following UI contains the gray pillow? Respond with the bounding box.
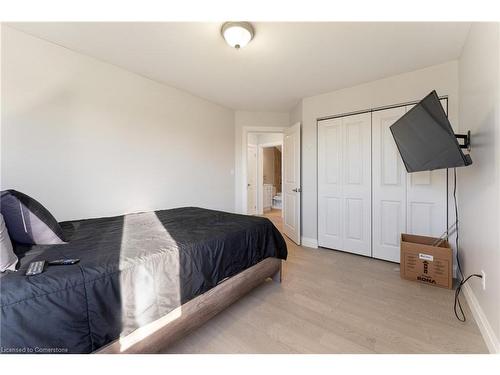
[0,190,66,245]
[0,214,18,272]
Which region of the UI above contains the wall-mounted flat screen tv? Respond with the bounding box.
[390,90,472,173]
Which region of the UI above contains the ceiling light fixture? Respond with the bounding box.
[221,22,254,49]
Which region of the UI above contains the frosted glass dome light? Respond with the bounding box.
[221,22,254,49]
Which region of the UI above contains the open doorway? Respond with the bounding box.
[261,144,282,215]
[246,132,283,216]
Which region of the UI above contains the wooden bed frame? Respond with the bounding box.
[96,257,282,354]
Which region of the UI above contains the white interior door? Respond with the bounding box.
[283,123,301,244]
[247,144,257,215]
[372,102,448,262]
[405,99,448,238]
[342,114,372,256]
[318,113,371,256]
[372,107,407,262]
[318,117,343,250]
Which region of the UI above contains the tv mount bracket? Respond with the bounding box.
[455,130,471,151]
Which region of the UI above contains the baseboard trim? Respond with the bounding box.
[463,283,500,354]
[301,236,318,248]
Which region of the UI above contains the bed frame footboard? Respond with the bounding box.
[95,257,282,354]
[271,259,282,283]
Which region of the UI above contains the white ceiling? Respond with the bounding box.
[8,22,471,111]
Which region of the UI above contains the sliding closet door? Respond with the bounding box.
[405,99,448,238]
[342,114,372,255]
[372,107,407,262]
[318,113,371,256]
[318,117,343,250]
[372,100,448,262]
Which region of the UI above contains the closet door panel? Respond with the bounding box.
[380,200,403,247]
[318,118,344,250]
[407,172,447,237]
[372,107,407,262]
[342,113,372,256]
[405,101,447,238]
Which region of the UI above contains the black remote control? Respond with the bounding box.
[47,259,80,266]
[26,261,46,276]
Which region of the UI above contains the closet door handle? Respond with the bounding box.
[292,188,301,193]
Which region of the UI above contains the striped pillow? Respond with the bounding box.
[0,190,66,245]
[0,214,18,272]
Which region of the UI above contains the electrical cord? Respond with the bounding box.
[452,167,483,322]
[454,274,482,322]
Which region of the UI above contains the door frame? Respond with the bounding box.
[258,141,283,216]
[242,127,286,214]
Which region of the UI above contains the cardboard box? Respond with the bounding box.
[400,233,453,289]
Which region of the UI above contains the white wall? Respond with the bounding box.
[1,26,235,221]
[234,111,289,213]
[300,61,459,242]
[458,22,500,353]
[289,100,303,125]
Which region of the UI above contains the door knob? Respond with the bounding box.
[292,187,301,193]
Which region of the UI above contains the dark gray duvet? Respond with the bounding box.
[0,207,287,353]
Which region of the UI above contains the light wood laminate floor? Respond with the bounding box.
[163,209,487,354]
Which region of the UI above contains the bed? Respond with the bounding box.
[0,207,287,354]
